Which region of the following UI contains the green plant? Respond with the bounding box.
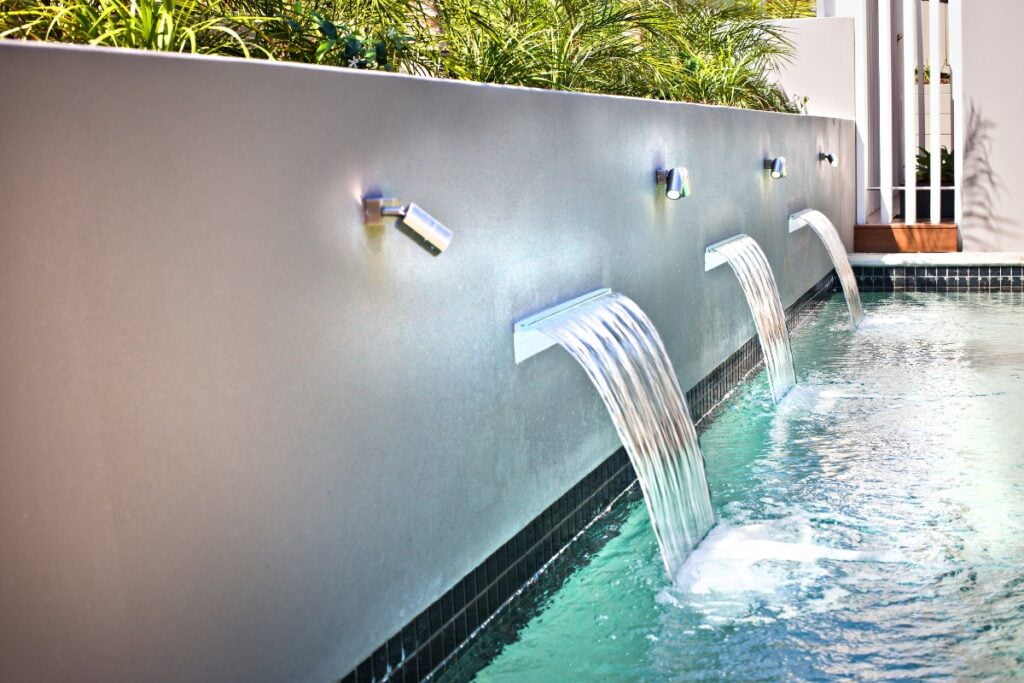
[427,0,676,93]
[917,63,952,85]
[761,0,815,19]
[665,1,798,110]
[1,0,266,56]
[236,0,430,72]
[421,0,798,110]
[916,146,954,185]
[1,0,803,112]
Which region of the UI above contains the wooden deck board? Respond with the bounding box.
[854,223,958,253]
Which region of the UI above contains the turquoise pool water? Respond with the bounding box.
[464,292,1024,681]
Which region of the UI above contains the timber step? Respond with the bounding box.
[854,223,958,253]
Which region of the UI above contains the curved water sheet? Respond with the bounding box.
[706,235,796,402]
[791,208,864,327]
[516,291,715,576]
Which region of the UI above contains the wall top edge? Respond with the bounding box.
[771,17,855,26]
[0,39,852,124]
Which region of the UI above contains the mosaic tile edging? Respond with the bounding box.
[853,265,1024,292]
[341,270,839,683]
[343,451,635,683]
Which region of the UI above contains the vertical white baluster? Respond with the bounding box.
[949,0,964,227]
[916,1,925,150]
[854,0,870,224]
[903,0,917,225]
[928,0,942,223]
[879,0,893,224]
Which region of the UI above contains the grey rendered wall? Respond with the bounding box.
[0,42,853,681]
[960,0,1024,250]
[773,17,856,121]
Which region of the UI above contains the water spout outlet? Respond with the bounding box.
[513,289,613,363]
[364,197,453,253]
[789,208,814,233]
[704,235,744,271]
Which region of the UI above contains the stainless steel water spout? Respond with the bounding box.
[512,289,613,363]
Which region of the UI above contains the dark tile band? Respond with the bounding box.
[852,264,1024,292]
[342,271,839,683]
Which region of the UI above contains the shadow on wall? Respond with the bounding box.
[962,101,1019,250]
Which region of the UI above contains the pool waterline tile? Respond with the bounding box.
[852,264,1024,293]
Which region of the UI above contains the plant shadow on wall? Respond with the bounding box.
[0,0,809,112]
[962,101,1019,251]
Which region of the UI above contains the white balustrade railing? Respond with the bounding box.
[820,0,963,227]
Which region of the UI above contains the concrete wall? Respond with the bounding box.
[960,0,1024,250]
[0,42,854,681]
[773,17,857,120]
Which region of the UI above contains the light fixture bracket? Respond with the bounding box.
[364,197,403,226]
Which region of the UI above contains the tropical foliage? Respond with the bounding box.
[0,0,270,55]
[1,0,810,112]
[762,0,815,19]
[917,146,955,185]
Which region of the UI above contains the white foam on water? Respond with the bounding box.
[774,385,838,415]
[800,586,853,616]
[774,384,926,425]
[855,314,919,333]
[663,510,899,625]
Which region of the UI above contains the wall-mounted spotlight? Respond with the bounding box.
[364,196,453,253]
[655,167,692,200]
[819,152,839,167]
[764,156,788,179]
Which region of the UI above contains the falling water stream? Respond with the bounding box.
[531,292,715,577]
[794,209,864,327]
[708,235,796,402]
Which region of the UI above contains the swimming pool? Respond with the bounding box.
[450,291,1024,681]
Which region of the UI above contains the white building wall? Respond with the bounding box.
[959,0,1024,250]
[772,18,857,120]
[819,0,1023,247]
